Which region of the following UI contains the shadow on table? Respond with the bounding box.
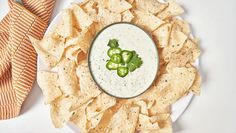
[20,82,42,114]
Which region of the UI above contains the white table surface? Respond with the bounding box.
[1,0,236,133]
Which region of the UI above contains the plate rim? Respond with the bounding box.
[39,0,197,124]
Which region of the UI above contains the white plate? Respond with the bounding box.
[37,0,197,129]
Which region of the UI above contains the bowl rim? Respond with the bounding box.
[88,22,160,99]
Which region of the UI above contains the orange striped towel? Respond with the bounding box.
[0,0,55,120]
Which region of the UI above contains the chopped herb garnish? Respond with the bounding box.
[127,51,143,72]
[108,39,119,48]
[106,38,143,77]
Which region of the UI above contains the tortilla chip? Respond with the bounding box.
[168,30,188,52]
[86,93,116,120]
[56,9,75,38]
[162,29,188,62]
[157,0,184,20]
[135,0,168,14]
[189,71,201,95]
[133,10,165,32]
[38,36,65,60]
[172,18,191,35]
[58,59,79,96]
[136,114,160,130]
[105,105,140,133]
[157,113,172,133]
[166,49,192,71]
[152,23,172,48]
[89,108,116,133]
[37,71,62,104]
[156,67,196,109]
[81,0,99,22]
[185,39,201,63]
[72,4,93,30]
[64,45,81,61]
[70,99,93,132]
[50,96,76,128]
[76,50,87,65]
[122,10,134,22]
[65,36,80,47]
[126,0,134,4]
[97,7,121,27]
[29,36,64,67]
[77,23,96,53]
[135,100,148,115]
[74,61,101,108]
[64,45,80,59]
[105,0,132,13]
[147,100,155,109]
[76,61,100,94]
[87,112,104,130]
[167,38,200,66]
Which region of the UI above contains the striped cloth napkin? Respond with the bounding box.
[0,0,55,120]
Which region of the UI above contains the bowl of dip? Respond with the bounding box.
[88,22,159,98]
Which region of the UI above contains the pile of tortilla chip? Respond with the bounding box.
[30,0,201,132]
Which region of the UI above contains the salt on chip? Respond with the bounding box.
[157,0,184,20]
[29,36,64,67]
[121,10,134,22]
[133,10,165,32]
[105,0,132,13]
[156,67,196,109]
[136,114,160,130]
[105,105,140,133]
[58,59,79,96]
[72,4,93,30]
[152,23,172,48]
[56,9,75,38]
[135,0,168,14]
[86,93,116,120]
[50,96,76,128]
[37,71,62,104]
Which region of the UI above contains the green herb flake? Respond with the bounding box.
[108,39,119,48]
